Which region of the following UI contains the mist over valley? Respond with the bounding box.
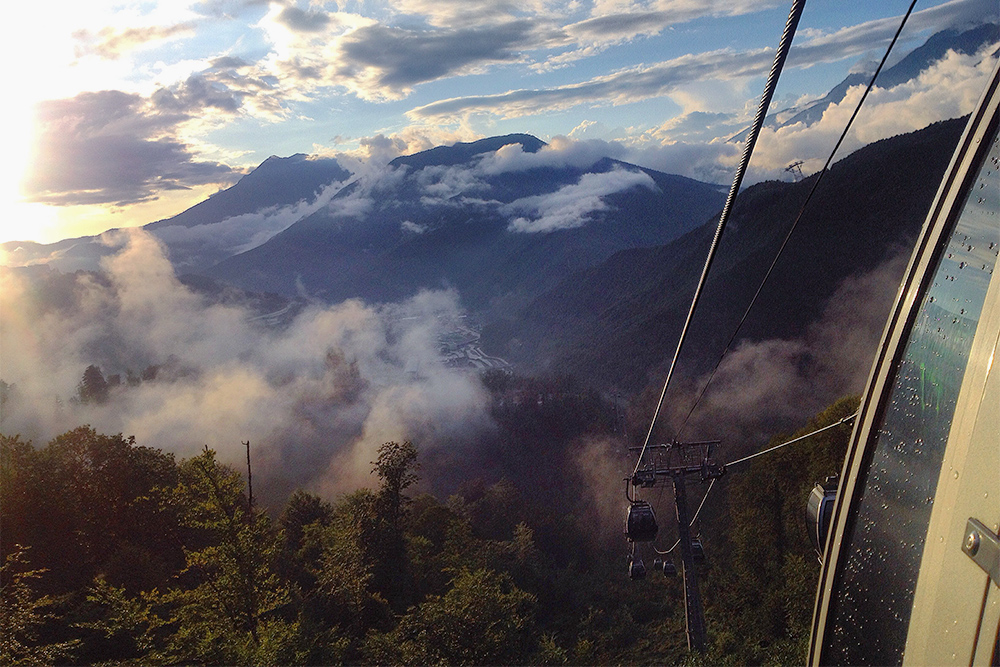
[1,19,998,663]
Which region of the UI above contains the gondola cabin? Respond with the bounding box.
[806,476,838,561]
[629,557,647,580]
[626,500,659,542]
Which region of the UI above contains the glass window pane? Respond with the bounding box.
[823,123,999,665]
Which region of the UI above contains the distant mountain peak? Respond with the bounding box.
[145,153,351,231]
[259,153,309,164]
[390,134,546,170]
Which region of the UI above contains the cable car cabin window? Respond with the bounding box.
[823,123,999,666]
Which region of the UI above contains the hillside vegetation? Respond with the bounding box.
[2,386,856,665]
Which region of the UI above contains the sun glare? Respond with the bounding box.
[0,1,187,247]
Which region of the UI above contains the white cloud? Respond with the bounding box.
[504,166,656,232]
[620,139,740,184]
[401,220,427,233]
[415,164,491,203]
[567,119,627,141]
[479,135,626,173]
[568,0,778,43]
[788,0,998,70]
[388,0,566,29]
[745,44,999,181]
[408,2,997,123]
[22,91,237,207]
[254,3,555,103]
[601,39,998,185]
[409,47,777,121]
[0,230,491,499]
[150,176,352,270]
[669,251,911,450]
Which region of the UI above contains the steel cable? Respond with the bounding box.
[676,0,920,440]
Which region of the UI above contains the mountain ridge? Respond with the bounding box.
[487,116,969,396]
[205,139,727,312]
[730,22,998,141]
[146,153,352,231]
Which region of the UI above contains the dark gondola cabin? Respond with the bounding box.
[629,557,647,580]
[691,538,705,564]
[626,500,658,542]
[806,475,838,560]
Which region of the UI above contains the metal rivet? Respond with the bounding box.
[966,530,980,555]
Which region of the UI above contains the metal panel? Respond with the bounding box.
[903,270,1000,664]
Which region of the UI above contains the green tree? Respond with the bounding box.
[372,440,419,532]
[278,490,334,591]
[165,447,302,666]
[700,396,859,664]
[0,548,78,666]
[0,435,38,564]
[76,577,173,666]
[364,568,536,665]
[315,490,391,639]
[1,428,181,595]
[77,365,109,405]
[369,441,419,610]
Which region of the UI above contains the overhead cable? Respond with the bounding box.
[633,0,807,476]
[651,411,856,554]
[725,411,858,468]
[654,477,717,555]
[676,0,920,439]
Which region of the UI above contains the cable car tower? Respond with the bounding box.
[626,440,725,652]
[785,160,805,181]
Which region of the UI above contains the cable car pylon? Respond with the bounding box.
[672,468,709,652]
[626,439,726,652]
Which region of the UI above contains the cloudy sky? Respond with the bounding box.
[1,0,996,245]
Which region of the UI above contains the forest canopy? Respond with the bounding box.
[0,393,857,665]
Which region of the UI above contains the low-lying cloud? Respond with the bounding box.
[666,250,911,456]
[744,43,1000,181]
[310,136,654,234]
[150,177,352,272]
[480,135,626,173]
[0,230,492,502]
[504,166,657,233]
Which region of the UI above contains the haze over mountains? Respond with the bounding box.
[206,135,726,313]
[2,16,998,665]
[1,24,996,455]
[502,118,967,443]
